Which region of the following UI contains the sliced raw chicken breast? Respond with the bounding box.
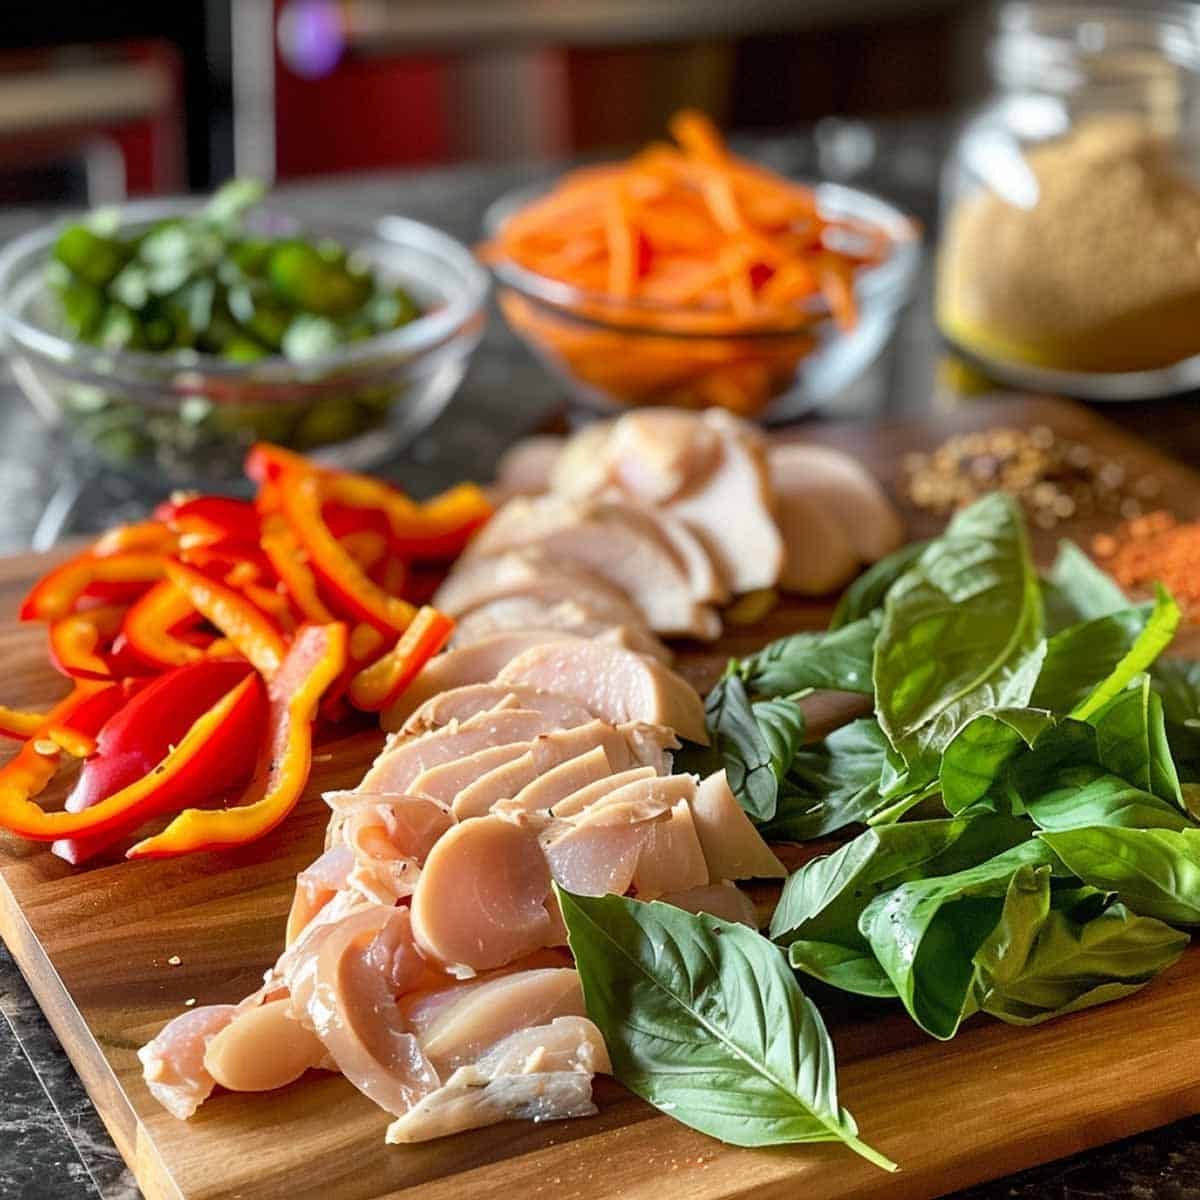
[405,743,533,808]
[665,410,784,595]
[338,794,456,903]
[547,420,617,499]
[501,746,613,815]
[494,435,566,499]
[203,997,327,1093]
[286,844,354,944]
[631,797,710,899]
[402,684,595,735]
[411,815,555,973]
[363,707,572,793]
[769,441,905,564]
[452,597,671,663]
[692,770,787,881]
[385,1017,609,1144]
[604,409,722,504]
[545,765,658,819]
[379,631,581,727]
[660,881,759,927]
[138,1005,238,1119]
[496,639,708,744]
[399,968,585,1072]
[770,478,861,594]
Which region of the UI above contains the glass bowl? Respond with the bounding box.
[483,179,919,421]
[0,200,488,482]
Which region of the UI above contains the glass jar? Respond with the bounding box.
[937,2,1200,398]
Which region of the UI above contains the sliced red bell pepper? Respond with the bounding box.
[164,560,286,677]
[122,581,206,669]
[178,537,273,577]
[21,551,165,622]
[0,674,264,842]
[53,659,262,864]
[278,473,415,635]
[158,495,262,544]
[127,623,346,857]
[245,442,318,485]
[321,474,493,560]
[47,605,127,680]
[260,515,335,623]
[92,521,179,558]
[347,607,454,712]
[0,683,127,743]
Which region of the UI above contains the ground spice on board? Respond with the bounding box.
[1093,510,1200,620]
[904,425,1161,528]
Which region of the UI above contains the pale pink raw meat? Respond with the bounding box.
[692,770,787,881]
[138,1004,237,1119]
[203,997,327,1093]
[401,684,594,736]
[660,881,759,927]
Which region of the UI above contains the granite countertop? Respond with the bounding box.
[2,126,1200,1199]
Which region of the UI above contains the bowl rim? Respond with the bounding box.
[0,197,490,380]
[481,175,921,339]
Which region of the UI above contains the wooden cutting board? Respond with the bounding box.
[3,395,1200,1200]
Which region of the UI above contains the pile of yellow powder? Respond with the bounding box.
[938,116,1200,373]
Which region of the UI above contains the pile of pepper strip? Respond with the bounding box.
[0,442,484,864]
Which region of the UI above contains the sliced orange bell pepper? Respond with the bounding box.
[260,514,335,623]
[245,442,318,485]
[0,683,126,743]
[347,607,454,711]
[92,521,179,558]
[20,551,165,622]
[278,473,415,635]
[0,674,264,842]
[123,580,207,669]
[127,622,346,857]
[164,560,286,677]
[47,605,127,680]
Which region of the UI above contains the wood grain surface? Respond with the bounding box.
[3,396,1200,1200]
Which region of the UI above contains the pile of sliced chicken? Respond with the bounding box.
[139,408,897,1145]
[140,642,786,1144]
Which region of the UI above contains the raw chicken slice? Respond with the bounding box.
[411,814,555,973]
[434,551,644,630]
[605,409,723,504]
[286,844,354,944]
[546,765,658,818]
[138,1004,237,1119]
[768,441,905,564]
[452,597,671,663]
[378,631,582,726]
[547,420,616,499]
[405,743,533,807]
[285,904,440,1117]
[496,639,708,744]
[464,496,720,639]
[692,770,787,881]
[203,997,327,1093]
[401,684,595,736]
[660,881,759,927]
[665,410,784,595]
[770,477,861,594]
[337,794,456,903]
[399,968,585,1072]
[385,1017,609,1144]
[494,435,566,499]
[362,708,570,793]
[631,797,710,899]
[502,746,613,815]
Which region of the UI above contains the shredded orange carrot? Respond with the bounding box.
[484,109,903,415]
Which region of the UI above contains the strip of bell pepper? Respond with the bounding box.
[47,605,128,680]
[347,607,454,712]
[20,552,165,622]
[339,529,388,573]
[260,515,335,623]
[123,581,207,669]
[278,473,415,635]
[245,442,318,485]
[92,521,179,557]
[0,674,263,842]
[126,622,346,857]
[321,475,493,560]
[164,560,286,677]
[158,496,262,544]
[0,683,126,742]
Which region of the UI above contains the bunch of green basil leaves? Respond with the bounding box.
[559,492,1200,1170]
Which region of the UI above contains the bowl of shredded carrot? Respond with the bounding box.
[480,111,919,419]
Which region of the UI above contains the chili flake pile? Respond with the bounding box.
[1093,510,1200,621]
[904,425,1161,528]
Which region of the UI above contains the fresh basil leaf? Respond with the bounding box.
[700,676,796,825]
[786,940,897,998]
[1042,540,1129,634]
[874,493,1045,772]
[739,613,880,698]
[1089,676,1182,805]
[1150,658,1200,783]
[557,887,895,1170]
[1031,590,1176,718]
[1025,767,1194,833]
[1038,827,1200,925]
[830,539,929,630]
[973,864,1188,1025]
[859,839,1069,1039]
[761,718,888,841]
[939,707,1058,814]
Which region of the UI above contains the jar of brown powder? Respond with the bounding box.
[937,2,1200,397]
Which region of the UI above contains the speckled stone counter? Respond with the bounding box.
[2,130,1200,1200]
